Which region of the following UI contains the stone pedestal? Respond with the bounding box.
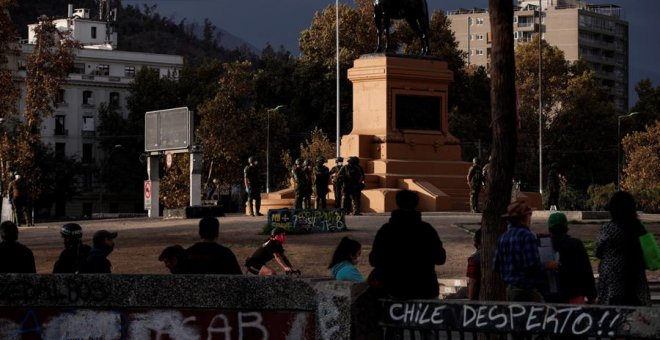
[340,54,473,212]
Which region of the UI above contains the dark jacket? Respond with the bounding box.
[81,245,112,273]
[53,243,92,273]
[547,234,596,303]
[0,241,36,273]
[185,242,242,274]
[369,209,446,299]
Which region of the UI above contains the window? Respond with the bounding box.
[55,143,66,158]
[96,64,109,76]
[476,34,484,40]
[513,16,518,23]
[125,66,135,78]
[17,59,26,71]
[82,143,93,163]
[82,116,95,132]
[476,18,484,25]
[109,92,120,106]
[72,63,85,74]
[476,49,484,56]
[55,115,66,135]
[91,26,97,39]
[83,90,94,105]
[56,89,66,104]
[514,31,519,40]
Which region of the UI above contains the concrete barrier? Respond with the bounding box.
[0,274,362,340]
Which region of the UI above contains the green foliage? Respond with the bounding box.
[299,128,336,162]
[622,120,660,212]
[160,153,190,209]
[586,183,617,211]
[629,79,660,133]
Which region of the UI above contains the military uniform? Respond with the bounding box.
[329,158,344,209]
[467,161,483,213]
[292,161,309,209]
[313,158,330,209]
[244,159,262,216]
[302,160,313,209]
[340,157,364,215]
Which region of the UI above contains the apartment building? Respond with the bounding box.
[447,0,629,111]
[14,6,183,217]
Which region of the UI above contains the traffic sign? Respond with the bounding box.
[144,180,152,209]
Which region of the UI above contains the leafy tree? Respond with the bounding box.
[629,79,660,132]
[299,128,336,162]
[0,0,20,193]
[545,69,617,190]
[160,153,189,209]
[297,0,374,138]
[481,0,518,302]
[197,61,266,189]
[514,35,569,191]
[622,120,660,212]
[16,15,78,199]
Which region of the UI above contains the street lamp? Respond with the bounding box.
[266,105,286,193]
[617,111,638,189]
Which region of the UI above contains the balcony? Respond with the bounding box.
[81,130,96,138]
[54,129,68,136]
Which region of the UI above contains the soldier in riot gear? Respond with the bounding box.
[329,157,345,208]
[340,156,365,215]
[292,158,307,209]
[302,159,313,209]
[313,156,330,209]
[244,156,263,216]
[466,157,483,213]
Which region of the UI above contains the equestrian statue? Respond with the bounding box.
[374,0,431,55]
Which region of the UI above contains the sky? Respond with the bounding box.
[122,0,660,107]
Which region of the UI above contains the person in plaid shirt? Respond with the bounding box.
[494,199,545,302]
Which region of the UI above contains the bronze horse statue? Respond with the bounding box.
[374,0,431,55]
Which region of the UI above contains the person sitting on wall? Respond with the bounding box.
[0,220,36,273]
[328,236,364,282]
[53,223,91,274]
[185,217,242,275]
[158,244,187,274]
[81,229,117,274]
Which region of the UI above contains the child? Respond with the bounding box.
[328,237,364,282]
[245,227,297,275]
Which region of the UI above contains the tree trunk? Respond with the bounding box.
[480,0,517,302]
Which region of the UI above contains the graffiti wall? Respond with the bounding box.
[0,308,315,339]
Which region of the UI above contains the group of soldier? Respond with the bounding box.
[466,157,491,213]
[291,156,365,215]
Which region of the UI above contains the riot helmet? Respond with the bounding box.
[60,223,83,239]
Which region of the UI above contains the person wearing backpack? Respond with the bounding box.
[466,158,483,213]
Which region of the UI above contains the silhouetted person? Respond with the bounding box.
[369,190,446,299]
[185,217,242,274]
[81,230,117,273]
[466,228,482,300]
[245,227,297,275]
[53,223,91,273]
[244,156,263,216]
[158,244,186,274]
[547,162,560,209]
[0,221,36,273]
[8,174,31,226]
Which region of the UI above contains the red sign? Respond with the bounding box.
[144,180,152,209]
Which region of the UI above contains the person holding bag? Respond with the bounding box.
[595,191,651,306]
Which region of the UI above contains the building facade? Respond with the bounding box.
[447,0,629,111]
[14,6,183,217]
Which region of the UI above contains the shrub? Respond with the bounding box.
[586,183,616,211]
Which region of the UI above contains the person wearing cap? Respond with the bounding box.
[53,223,91,273]
[7,174,31,226]
[466,157,483,213]
[81,229,118,273]
[185,217,242,274]
[158,244,187,274]
[0,221,36,273]
[244,156,263,216]
[493,199,545,302]
[245,227,296,275]
[369,190,446,299]
[329,157,345,209]
[313,156,330,209]
[543,212,596,303]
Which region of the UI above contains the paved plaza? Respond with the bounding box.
[13,212,660,280]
